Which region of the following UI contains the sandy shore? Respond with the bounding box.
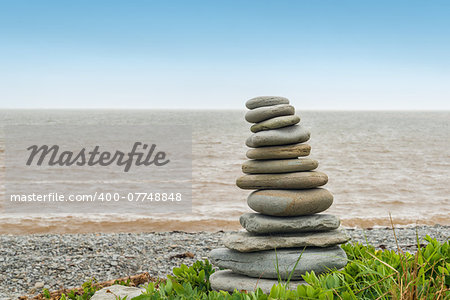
[1,225,448,299]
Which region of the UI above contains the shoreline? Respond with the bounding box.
[0,217,448,235]
[1,225,448,299]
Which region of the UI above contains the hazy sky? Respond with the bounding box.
[0,0,449,109]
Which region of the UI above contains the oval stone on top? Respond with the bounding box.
[245,96,289,109]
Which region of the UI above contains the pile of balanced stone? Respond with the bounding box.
[209,96,350,293]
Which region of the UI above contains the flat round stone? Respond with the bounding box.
[250,115,300,133]
[246,125,310,148]
[210,270,306,293]
[91,285,146,300]
[246,143,311,160]
[246,96,289,109]
[240,213,340,234]
[209,246,347,280]
[236,171,328,190]
[223,230,350,252]
[247,188,333,216]
[242,158,318,174]
[245,104,294,123]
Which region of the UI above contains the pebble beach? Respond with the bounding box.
[1,225,448,299]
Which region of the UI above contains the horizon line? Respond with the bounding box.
[0,107,449,112]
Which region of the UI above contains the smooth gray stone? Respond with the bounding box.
[91,285,146,300]
[246,143,311,160]
[209,247,347,279]
[246,125,310,148]
[210,270,306,293]
[246,96,289,109]
[251,115,300,133]
[242,158,318,174]
[223,230,350,252]
[245,104,295,123]
[247,188,333,216]
[240,213,340,234]
[236,171,328,190]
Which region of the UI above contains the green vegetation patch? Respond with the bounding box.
[43,236,449,299]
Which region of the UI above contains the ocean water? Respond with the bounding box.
[0,110,449,234]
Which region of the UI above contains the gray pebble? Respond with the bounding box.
[246,143,311,160]
[222,230,350,252]
[245,96,289,109]
[242,158,318,174]
[240,213,340,234]
[246,125,310,148]
[245,104,294,123]
[237,172,328,190]
[250,115,300,133]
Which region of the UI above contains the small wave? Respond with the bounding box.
[0,215,241,234]
[0,213,448,235]
[341,215,450,228]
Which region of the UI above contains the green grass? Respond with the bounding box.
[43,235,449,300]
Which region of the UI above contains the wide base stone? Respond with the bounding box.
[209,246,347,280]
[210,270,307,293]
[222,230,350,252]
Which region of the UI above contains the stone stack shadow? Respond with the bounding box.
[209,96,350,293]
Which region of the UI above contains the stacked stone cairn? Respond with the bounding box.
[209,96,350,293]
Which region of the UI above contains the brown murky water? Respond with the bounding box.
[0,110,449,234]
